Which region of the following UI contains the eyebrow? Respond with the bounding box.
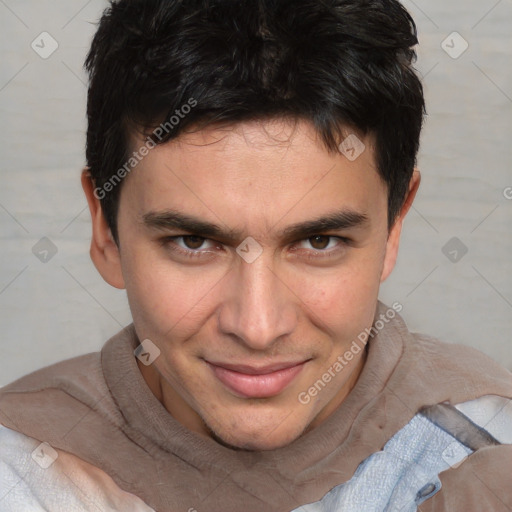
[142,209,369,243]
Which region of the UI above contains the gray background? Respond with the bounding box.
[0,0,511,386]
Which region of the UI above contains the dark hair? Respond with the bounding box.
[85,0,425,243]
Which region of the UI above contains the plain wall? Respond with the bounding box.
[0,0,511,386]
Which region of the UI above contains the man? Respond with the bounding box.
[1,0,511,510]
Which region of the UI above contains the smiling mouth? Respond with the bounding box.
[205,360,309,398]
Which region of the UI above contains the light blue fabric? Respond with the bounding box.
[292,413,473,512]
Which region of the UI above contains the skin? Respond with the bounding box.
[82,118,420,451]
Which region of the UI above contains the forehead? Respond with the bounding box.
[121,119,387,235]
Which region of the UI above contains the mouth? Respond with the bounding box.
[205,360,309,398]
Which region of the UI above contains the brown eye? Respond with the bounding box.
[308,235,330,250]
[182,235,206,249]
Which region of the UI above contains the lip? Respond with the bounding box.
[206,360,308,398]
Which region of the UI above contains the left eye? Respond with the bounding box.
[297,235,341,251]
[175,236,215,250]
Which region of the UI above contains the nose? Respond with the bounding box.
[218,253,298,351]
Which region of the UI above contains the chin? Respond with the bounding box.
[205,417,307,451]
[218,433,300,451]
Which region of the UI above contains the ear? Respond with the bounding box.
[81,168,125,289]
[380,169,421,282]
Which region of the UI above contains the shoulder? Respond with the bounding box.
[0,326,136,449]
[0,350,116,432]
[399,328,512,404]
[373,304,512,422]
[375,302,512,396]
[0,425,155,511]
[0,349,104,399]
[0,323,138,403]
[410,330,510,375]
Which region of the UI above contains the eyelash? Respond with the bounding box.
[160,235,349,261]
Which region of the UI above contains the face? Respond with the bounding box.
[83,118,418,451]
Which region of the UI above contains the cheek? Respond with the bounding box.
[289,257,382,345]
[293,259,380,314]
[121,245,227,337]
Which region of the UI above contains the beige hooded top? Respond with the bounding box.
[0,301,511,511]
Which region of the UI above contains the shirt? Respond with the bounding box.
[1,301,511,511]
